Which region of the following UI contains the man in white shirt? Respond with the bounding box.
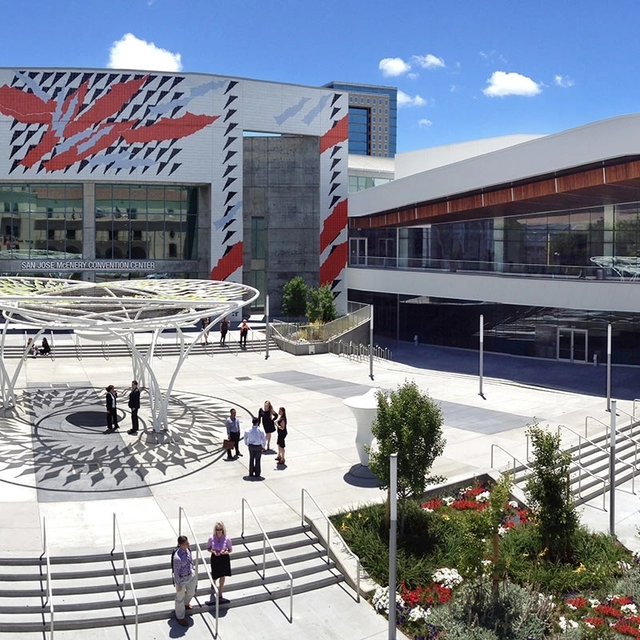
[244,416,266,479]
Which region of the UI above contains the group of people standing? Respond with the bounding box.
[104,381,140,435]
[201,316,250,348]
[225,400,288,478]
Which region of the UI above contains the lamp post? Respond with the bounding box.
[388,453,397,640]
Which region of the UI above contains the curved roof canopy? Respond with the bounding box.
[0,277,259,331]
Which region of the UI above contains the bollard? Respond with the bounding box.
[414,334,418,346]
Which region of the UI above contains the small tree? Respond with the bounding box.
[307,284,338,323]
[367,381,446,534]
[281,276,308,318]
[525,423,579,563]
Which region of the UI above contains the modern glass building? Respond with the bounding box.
[347,116,640,364]
[324,82,397,158]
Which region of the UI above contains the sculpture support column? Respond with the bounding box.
[344,387,380,467]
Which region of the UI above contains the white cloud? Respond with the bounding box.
[483,71,541,97]
[413,54,445,69]
[554,74,575,88]
[108,33,182,72]
[418,118,433,128]
[379,57,411,77]
[398,90,426,107]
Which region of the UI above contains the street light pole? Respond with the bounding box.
[388,453,397,640]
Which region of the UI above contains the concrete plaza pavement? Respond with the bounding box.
[0,332,639,639]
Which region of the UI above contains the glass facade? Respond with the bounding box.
[348,289,640,365]
[349,201,640,363]
[95,185,198,260]
[349,203,640,279]
[0,183,83,256]
[349,175,393,193]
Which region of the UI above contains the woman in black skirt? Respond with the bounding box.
[276,406,287,465]
[258,400,278,451]
[206,521,232,603]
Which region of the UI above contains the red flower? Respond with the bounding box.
[584,616,606,627]
[566,595,588,609]
[595,604,623,618]
[611,620,640,637]
[422,498,443,510]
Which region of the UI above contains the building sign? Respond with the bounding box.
[20,260,156,271]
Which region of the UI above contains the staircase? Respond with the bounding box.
[0,524,345,634]
[499,417,640,506]
[1,337,273,360]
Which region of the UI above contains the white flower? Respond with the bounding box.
[618,560,632,571]
[432,567,463,589]
[508,500,519,508]
[585,621,595,629]
[423,507,433,513]
[558,616,578,631]
[633,549,640,562]
[621,603,638,614]
[588,598,600,608]
[497,525,508,536]
[443,496,455,506]
[408,605,431,622]
[476,491,491,503]
[372,585,404,615]
[566,602,577,611]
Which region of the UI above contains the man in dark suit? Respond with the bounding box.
[127,381,141,435]
[106,385,119,432]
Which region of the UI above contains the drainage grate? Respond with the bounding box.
[235,376,252,381]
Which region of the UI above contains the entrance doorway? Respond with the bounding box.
[557,328,588,363]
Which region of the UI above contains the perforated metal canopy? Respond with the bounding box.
[0,277,258,330]
[0,277,260,432]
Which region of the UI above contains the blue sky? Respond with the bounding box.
[2,0,640,153]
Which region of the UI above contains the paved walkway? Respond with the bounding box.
[1,332,638,638]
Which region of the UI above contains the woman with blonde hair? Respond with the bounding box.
[206,521,232,604]
[258,400,278,452]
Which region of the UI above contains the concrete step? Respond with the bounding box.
[0,524,347,633]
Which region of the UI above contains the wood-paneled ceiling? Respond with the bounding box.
[350,156,640,229]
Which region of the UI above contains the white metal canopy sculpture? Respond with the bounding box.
[0,277,259,431]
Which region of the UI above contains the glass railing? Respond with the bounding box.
[349,256,635,281]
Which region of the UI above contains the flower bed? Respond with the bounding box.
[331,479,639,639]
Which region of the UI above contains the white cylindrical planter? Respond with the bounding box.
[343,387,380,467]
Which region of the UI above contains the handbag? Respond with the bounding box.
[223,439,235,450]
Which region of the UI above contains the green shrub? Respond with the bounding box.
[429,577,555,640]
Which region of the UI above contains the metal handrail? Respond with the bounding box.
[41,518,54,639]
[178,507,219,636]
[111,514,139,640]
[490,443,532,474]
[615,406,640,437]
[558,424,636,495]
[74,333,82,361]
[241,498,293,622]
[300,488,361,602]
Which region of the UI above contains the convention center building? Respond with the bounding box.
[348,116,640,364]
[0,68,354,313]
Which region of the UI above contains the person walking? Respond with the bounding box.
[206,521,232,604]
[127,380,141,435]
[219,316,230,346]
[201,316,211,344]
[172,535,197,627]
[244,416,266,479]
[276,406,288,465]
[238,319,250,349]
[258,400,277,452]
[105,385,119,431]
[225,408,242,460]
